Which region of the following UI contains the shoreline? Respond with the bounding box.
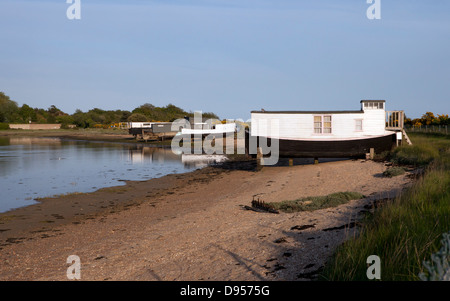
[0,128,242,245]
[0,128,247,217]
[0,139,414,280]
[0,129,188,216]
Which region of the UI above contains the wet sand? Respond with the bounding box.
[0,149,414,280]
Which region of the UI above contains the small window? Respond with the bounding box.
[324,116,332,133]
[314,116,322,133]
[355,119,363,131]
[362,101,384,110]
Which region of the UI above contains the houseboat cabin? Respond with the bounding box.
[248,100,399,158]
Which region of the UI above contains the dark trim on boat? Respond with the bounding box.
[360,100,386,103]
[245,131,397,158]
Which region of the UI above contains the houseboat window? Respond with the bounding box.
[362,101,384,109]
[355,119,363,131]
[314,116,322,133]
[314,115,332,134]
[324,116,332,133]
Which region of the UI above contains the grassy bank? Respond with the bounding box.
[0,128,176,146]
[319,132,450,281]
[0,127,129,137]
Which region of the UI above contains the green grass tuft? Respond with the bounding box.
[382,166,406,177]
[268,191,365,213]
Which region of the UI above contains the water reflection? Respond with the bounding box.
[182,154,228,168]
[0,137,227,213]
[8,137,63,146]
[128,146,181,164]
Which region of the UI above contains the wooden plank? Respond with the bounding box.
[402,129,413,145]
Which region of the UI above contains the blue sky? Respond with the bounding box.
[1,0,449,120]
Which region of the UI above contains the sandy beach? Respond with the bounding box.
[0,132,414,281]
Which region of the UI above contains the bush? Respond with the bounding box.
[0,123,9,130]
[382,166,406,177]
[127,113,148,122]
[419,231,450,281]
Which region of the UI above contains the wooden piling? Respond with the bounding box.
[257,147,263,169]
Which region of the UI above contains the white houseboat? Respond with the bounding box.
[247,100,405,158]
[180,123,237,136]
[128,122,175,140]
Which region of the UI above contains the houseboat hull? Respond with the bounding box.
[246,132,397,158]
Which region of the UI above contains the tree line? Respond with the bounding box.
[0,91,219,129]
[2,91,447,129]
[405,112,449,127]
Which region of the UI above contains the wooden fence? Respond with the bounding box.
[404,125,449,134]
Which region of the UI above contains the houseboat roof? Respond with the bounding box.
[252,100,386,114]
[251,110,365,114]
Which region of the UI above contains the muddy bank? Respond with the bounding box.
[0,157,413,280]
[0,129,159,145]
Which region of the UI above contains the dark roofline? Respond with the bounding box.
[252,100,386,114]
[251,110,364,114]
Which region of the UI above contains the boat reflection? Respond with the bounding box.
[127,146,181,164]
[127,145,228,168]
[181,154,228,168]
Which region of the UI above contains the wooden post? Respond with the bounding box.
[289,158,293,166]
[257,147,263,169]
[369,148,374,160]
[314,157,319,164]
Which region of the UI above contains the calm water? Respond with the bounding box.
[0,137,226,213]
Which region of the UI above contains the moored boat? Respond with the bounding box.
[246,100,403,159]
